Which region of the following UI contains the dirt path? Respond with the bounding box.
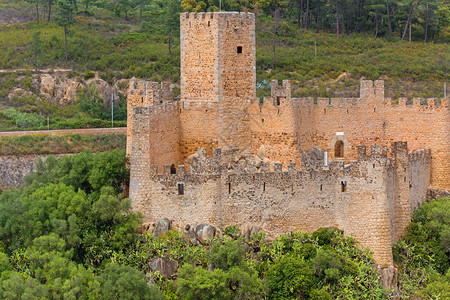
[0,68,72,73]
[0,127,127,137]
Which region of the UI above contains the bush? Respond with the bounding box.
[99,264,165,300]
[266,255,314,299]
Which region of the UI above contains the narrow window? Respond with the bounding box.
[178,183,184,195]
[324,109,326,114]
[374,107,376,112]
[320,184,323,191]
[228,182,231,194]
[341,181,347,192]
[262,118,264,123]
[404,177,407,182]
[170,164,176,174]
[276,96,281,106]
[141,97,144,103]
[346,109,349,113]
[208,21,210,26]
[263,182,266,192]
[335,141,344,158]
[237,46,243,54]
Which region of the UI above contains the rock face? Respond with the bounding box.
[39,73,84,104]
[152,218,171,237]
[149,258,179,279]
[7,72,129,106]
[377,265,398,290]
[182,224,198,245]
[195,223,216,244]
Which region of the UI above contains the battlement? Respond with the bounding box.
[128,78,173,106]
[386,97,449,109]
[271,80,291,101]
[181,11,254,21]
[408,149,431,161]
[356,145,389,160]
[360,80,384,99]
[133,101,179,116]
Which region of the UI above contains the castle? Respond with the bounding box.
[127,12,449,268]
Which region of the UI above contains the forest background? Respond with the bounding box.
[0,0,448,131]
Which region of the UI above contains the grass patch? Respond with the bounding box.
[0,133,126,155]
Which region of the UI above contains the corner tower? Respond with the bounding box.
[180,12,256,160]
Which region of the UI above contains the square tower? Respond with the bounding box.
[180,12,256,102]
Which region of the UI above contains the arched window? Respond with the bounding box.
[335,140,344,158]
[170,164,177,174]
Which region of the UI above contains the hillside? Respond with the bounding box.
[0,0,448,112]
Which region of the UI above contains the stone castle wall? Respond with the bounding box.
[130,143,430,266]
[126,80,173,156]
[263,80,449,190]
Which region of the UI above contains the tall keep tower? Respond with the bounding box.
[180,12,256,160]
[180,12,256,101]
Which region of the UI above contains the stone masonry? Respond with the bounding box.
[127,12,449,268]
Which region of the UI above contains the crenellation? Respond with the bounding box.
[274,162,283,172]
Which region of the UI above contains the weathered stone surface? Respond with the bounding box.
[377,265,398,290]
[152,218,171,237]
[182,224,198,245]
[242,225,261,242]
[149,258,179,279]
[139,222,152,235]
[195,223,216,244]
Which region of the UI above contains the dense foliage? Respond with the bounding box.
[0,150,448,298]
[394,197,450,298]
[0,133,126,156]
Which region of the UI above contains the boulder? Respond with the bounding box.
[186,153,199,167]
[152,218,171,237]
[182,224,198,245]
[149,258,179,279]
[195,223,216,244]
[254,155,262,168]
[138,222,152,235]
[377,265,398,290]
[257,145,265,160]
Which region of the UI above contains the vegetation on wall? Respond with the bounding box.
[0,150,448,298]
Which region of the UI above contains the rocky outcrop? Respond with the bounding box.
[195,223,216,244]
[0,155,43,188]
[148,258,179,279]
[377,265,398,291]
[152,218,172,237]
[7,72,129,106]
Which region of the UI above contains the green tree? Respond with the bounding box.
[181,0,207,12]
[55,0,77,61]
[99,263,165,299]
[30,31,42,72]
[266,255,314,299]
[165,0,181,56]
